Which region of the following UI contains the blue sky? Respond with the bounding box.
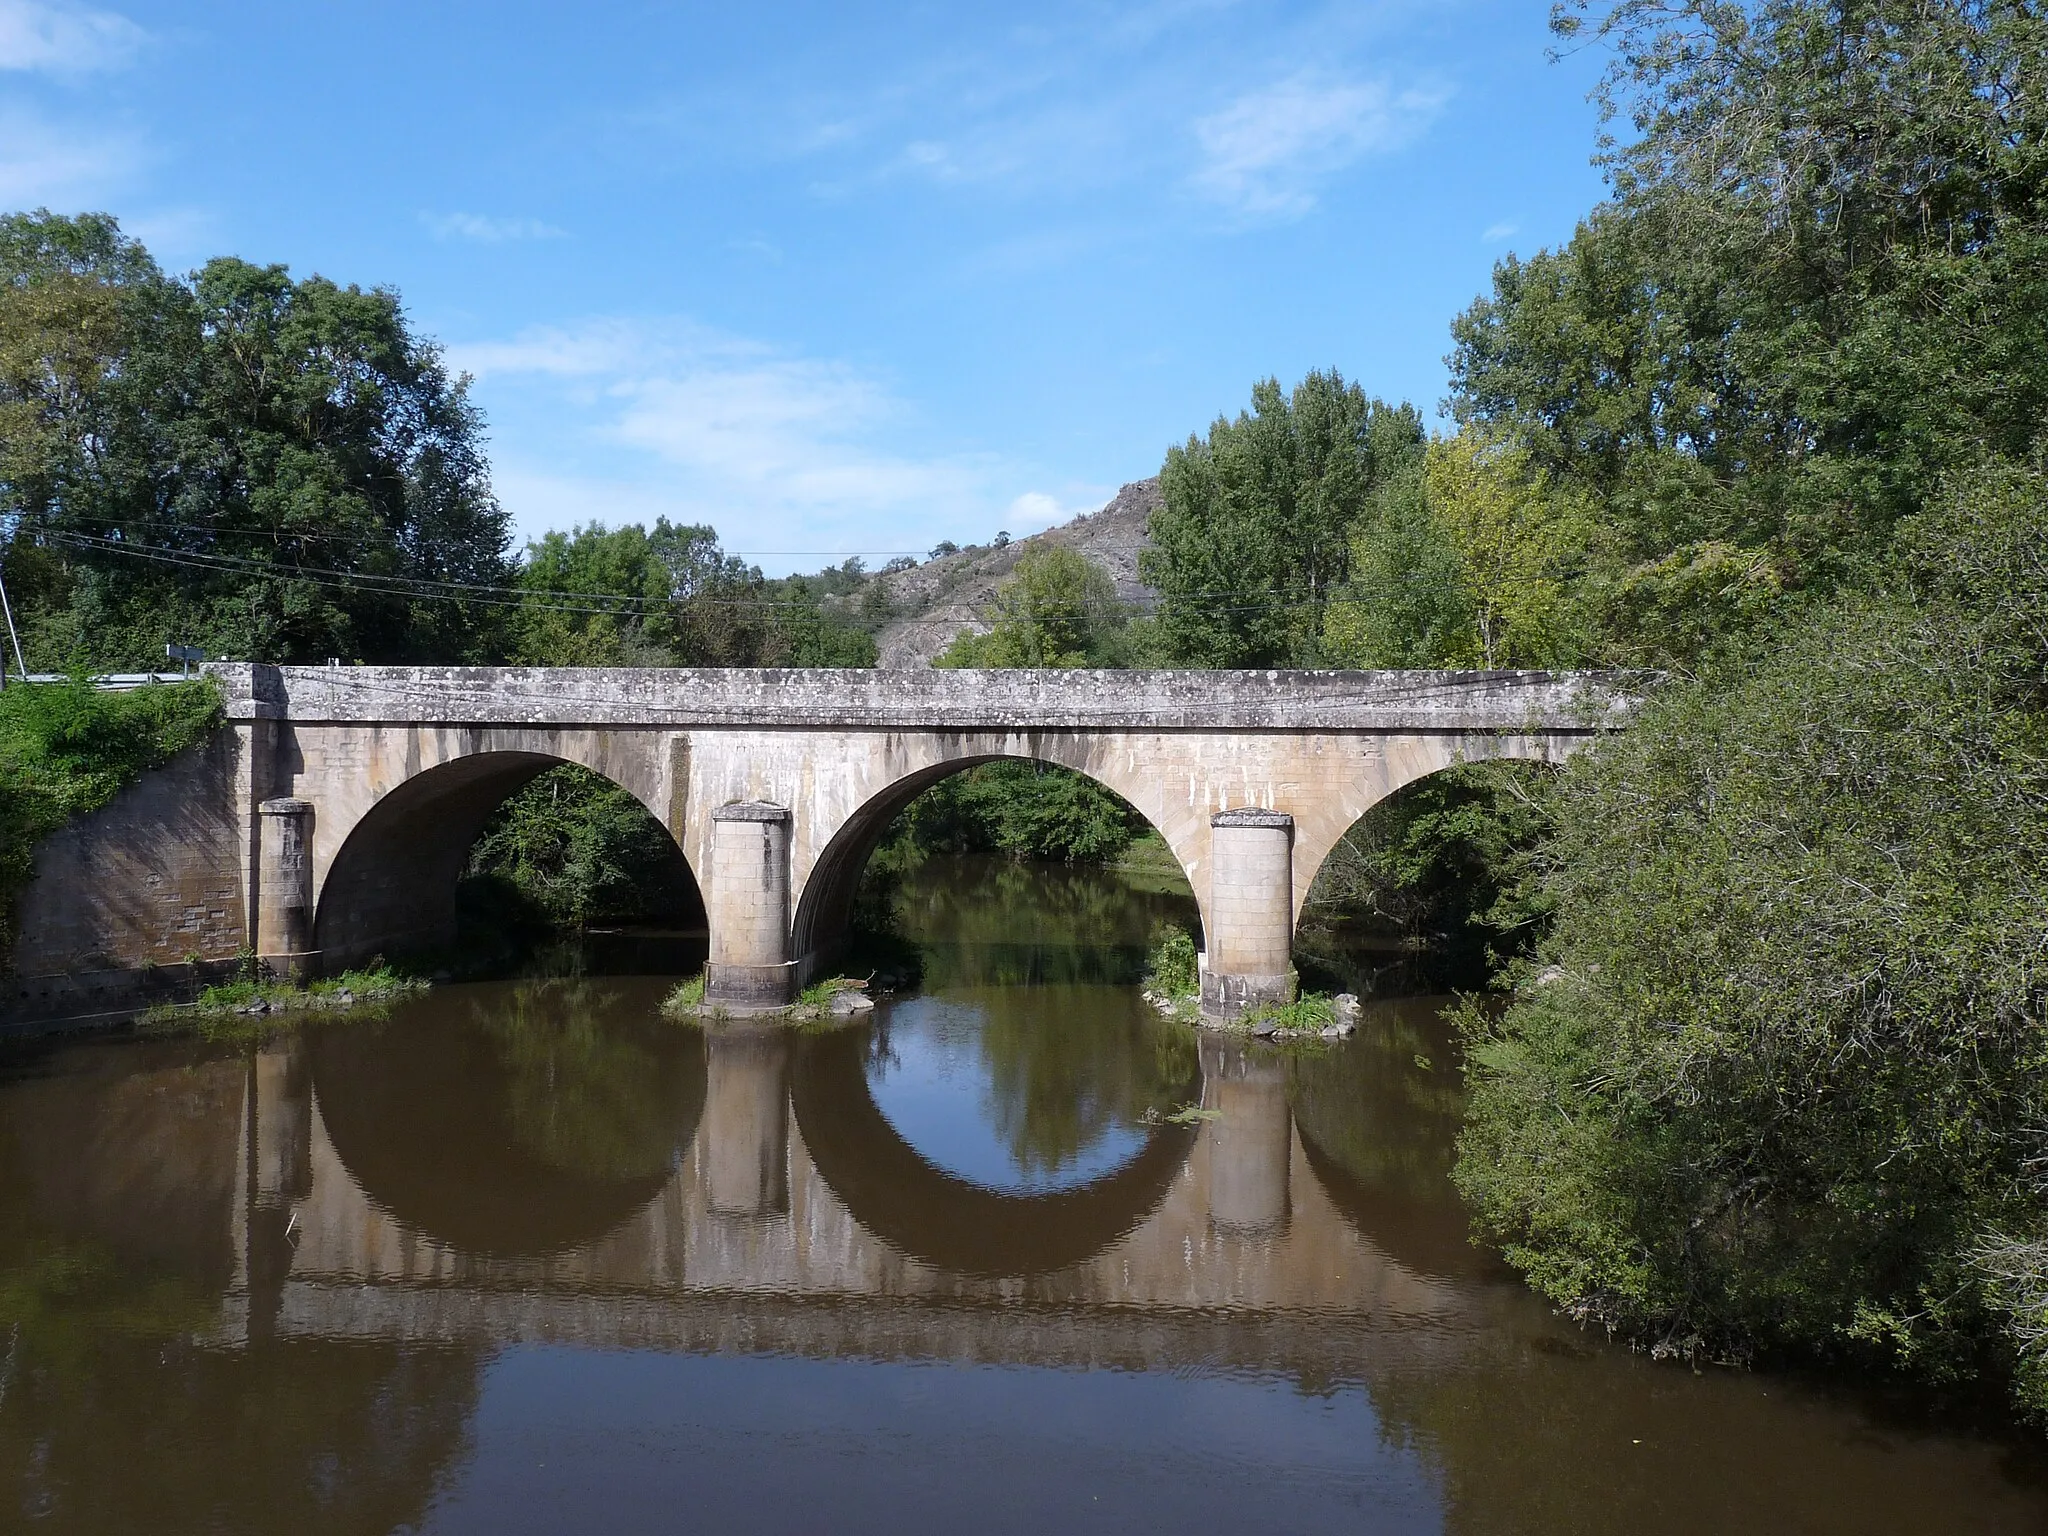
[1,0,1610,570]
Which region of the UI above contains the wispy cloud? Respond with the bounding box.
[424,211,568,243]
[453,318,1094,557]
[1191,71,1445,219]
[0,0,142,73]
[1482,220,1518,242]
[0,105,137,206]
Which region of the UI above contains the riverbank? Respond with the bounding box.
[137,964,425,1043]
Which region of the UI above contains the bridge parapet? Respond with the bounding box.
[205,662,1635,734]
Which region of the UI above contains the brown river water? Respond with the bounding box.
[2,855,2044,1533]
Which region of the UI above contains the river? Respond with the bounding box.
[1,855,2043,1532]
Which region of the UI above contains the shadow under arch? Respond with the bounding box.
[790,1023,1200,1277]
[306,986,709,1256]
[791,751,1200,978]
[313,749,705,967]
[1295,755,1563,994]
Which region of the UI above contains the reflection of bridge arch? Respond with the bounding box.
[307,1002,707,1256]
[789,1025,1200,1277]
[310,746,703,967]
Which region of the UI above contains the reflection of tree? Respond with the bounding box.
[0,1328,479,1535]
[967,986,1195,1178]
[471,978,687,1181]
[312,981,705,1255]
[1289,995,1486,1279]
[892,856,1202,990]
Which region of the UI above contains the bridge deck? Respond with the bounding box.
[209,662,1633,732]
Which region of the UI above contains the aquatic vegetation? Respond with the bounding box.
[660,974,707,1018]
[140,964,422,1043]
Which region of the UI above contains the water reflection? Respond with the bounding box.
[307,982,705,1256]
[864,991,1188,1193]
[1,857,2045,1533]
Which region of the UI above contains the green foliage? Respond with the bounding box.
[935,545,1129,668]
[1303,761,1556,988]
[512,520,878,667]
[0,677,221,960]
[1242,992,1335,1038]
[1449,0,2048,663]
[1,212,511,669]
[1142,371,1424,666]
[884,760,1141,865]
[1454,463,2048,1412]
[141,964,423,1042]
[1322,465,1477,667]
[660,974,707,1018]
[1142,923,1199,1001]
[464,764,695,930]
[1324,433,1597,669]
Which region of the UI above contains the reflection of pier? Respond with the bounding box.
[221,1027,1475,1374]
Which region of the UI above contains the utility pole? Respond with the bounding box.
[0,563,26,688]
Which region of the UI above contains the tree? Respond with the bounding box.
[0,212,512,668]
[1420,432,1593,668]
[1449,1,2048,661]
[513,523,673,665]
[934,545,1127,668]
[1321,464,1477,668]
[1455,462,2048,1415]
[1142,372,1423,667]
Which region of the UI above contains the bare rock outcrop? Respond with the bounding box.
[871,478,1162,669]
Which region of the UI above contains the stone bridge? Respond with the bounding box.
[7,664,1627,1026]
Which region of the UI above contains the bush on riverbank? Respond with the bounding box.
[1454,466,2048,1416]
[0,677,221,963]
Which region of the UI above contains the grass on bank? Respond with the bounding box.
[1,677,222,965]
[140,963,424,1043]
[661,972,870,1024]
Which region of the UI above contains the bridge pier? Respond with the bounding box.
[1201,808,1295,1023]
[703,801,798,1013]
[256,797,319,980]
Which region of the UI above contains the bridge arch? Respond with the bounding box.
[311,745,702,969]
[1282,733,1584,940]
[787,745,1203,981]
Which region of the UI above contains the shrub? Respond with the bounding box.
[1144,923,1199,1000]
[1454,464,2048,1415]
[0,677,221,961]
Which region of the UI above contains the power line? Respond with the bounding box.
[36,528,1368,625]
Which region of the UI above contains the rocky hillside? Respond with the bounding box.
[871,478,1161,668]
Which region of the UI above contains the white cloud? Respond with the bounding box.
[1482,220,1519,242]
[1190,71,1445,218]
[1002,490,1099,537]
[0,105,136,206]
[424,211,568,243]
[455,318,1082,560]
[0,0,142,73]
